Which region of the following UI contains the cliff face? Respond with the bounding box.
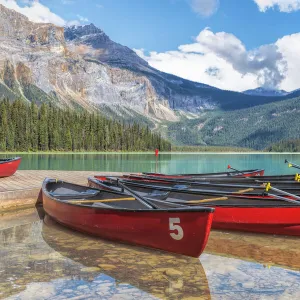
[64,24,218,113]
[1,4,280,122]
[0,4,180,120]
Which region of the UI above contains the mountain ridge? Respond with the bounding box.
[0,3,300,149]
[243,87,289,97]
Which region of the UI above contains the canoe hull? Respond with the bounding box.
[144,169,265,179]
[43,193,214,258]
[90,176,300,236]
[212,206,300,236]
[0,157,21,177]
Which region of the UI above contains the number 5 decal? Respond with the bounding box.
[169,218,184,240]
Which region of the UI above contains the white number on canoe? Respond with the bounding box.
[169,218,184,240]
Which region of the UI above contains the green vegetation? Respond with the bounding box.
[171,145,254,152]
[165,96,300,150]
[266,139,300,152]
[0,99,171,152]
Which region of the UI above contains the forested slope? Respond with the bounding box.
[166,96,300,150]
[0,99,171,152]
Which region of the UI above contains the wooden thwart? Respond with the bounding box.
[188,197,228,204]
[234,188,254,194]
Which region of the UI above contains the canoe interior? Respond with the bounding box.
[0,157,20,164]
[120,178,300,193]
[125,174,300,185]
[91,177,300,208]
[46,180,150,210]
[131,185,300,207]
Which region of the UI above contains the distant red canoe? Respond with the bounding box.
[42,178,214,257]
[89,176,300,237]
[0,157,21,177]
[143,169,265,179]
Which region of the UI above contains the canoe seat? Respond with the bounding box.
[49,189,99,199]
[173,185,190,190]
[147,190,170,200]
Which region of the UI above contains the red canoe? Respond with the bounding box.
[143,169,265,179]
[42,178,214,258]
[89,176,300,237]
[0,157,21,177]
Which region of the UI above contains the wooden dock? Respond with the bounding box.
[0,170,125,212]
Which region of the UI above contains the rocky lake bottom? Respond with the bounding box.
[1,208,300,299]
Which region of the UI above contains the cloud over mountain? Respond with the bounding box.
[0,0,83,26]
[135,28,300,92]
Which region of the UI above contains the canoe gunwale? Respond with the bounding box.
[43,178,215,213]
[0,157,21,165]
[143,169,265,178]
[90,177,300,208]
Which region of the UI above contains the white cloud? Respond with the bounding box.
[0,0,83,26]
[276,33,300,91]
[77,14,89,22]
[188,0,219,17]
[0,0,66,26]
[253,0,300,12]
[135,28,295,92]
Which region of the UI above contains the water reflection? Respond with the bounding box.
[206,230,300,271]
[0,209,210,299]
[41,216,211,299]
[2,153,300,174]
[2,208,300,299]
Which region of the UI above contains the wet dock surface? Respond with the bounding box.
[0,171,125,212]
[1,208,300,299]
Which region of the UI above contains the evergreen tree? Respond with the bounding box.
[0,98,172,152]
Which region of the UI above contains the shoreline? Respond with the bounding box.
[0,152,299,155]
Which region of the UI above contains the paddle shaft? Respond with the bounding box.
[268,186,300,201]
[266,193,300,204]
[285,160,300,170]
[117,181,159,209]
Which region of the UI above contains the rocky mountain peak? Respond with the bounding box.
[64,23,107,40]
[0,4,64,46]
[64,22,148,68]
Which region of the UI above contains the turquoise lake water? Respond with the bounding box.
[2,208,300,299]
[2,153,300,175]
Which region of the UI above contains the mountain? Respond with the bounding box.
[63,24,298,112]
[243,87,289,97]
[1,4,300,150]
[1,4,296,121]
[166,95,300,150]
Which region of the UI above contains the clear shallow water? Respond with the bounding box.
[1,209,300,300]
[2,153,300,175]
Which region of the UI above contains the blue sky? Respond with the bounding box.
[1,0,300,92]
[37,0,300,53]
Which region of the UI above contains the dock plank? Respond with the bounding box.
[0,170,126,212]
